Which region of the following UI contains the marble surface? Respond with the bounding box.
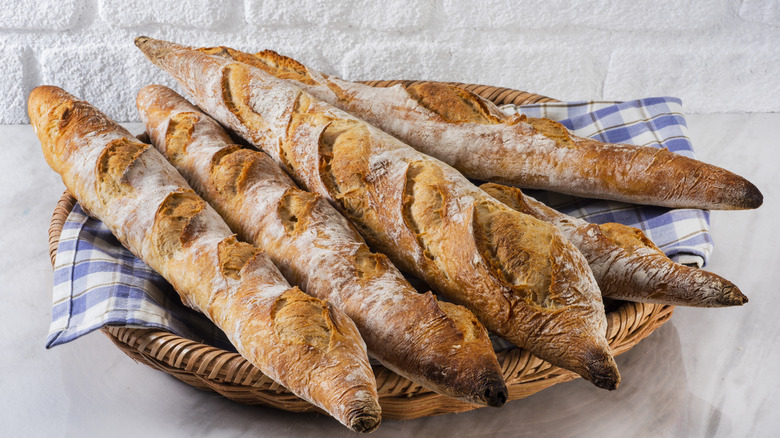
[2,114,778,437]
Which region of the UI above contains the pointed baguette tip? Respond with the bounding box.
[480,378,509,407]
[343,396,381,433]
[135,36,158,60]
[718,283,749,307]
[347,412,381,434]
[134,36,173,62]
[591,372,620,391]
[583,347,621,391]
[134,35,150,48]
[742,180,763,209]
[720,174,763,210]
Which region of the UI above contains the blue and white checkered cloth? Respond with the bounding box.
[47,96,712,348]
[47,204,233,349]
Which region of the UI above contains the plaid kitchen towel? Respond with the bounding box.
[46,203,233,349]
[47,96,712,348]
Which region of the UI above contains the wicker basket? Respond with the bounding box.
[46,82,674,420]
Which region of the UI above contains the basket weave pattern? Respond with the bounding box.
[47,82,673,420]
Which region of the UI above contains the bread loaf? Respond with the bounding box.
[136,37,621,390]
[29,86,381,433]
[193,45,763,211]
[480,183,748,307]
[136,84,508,407]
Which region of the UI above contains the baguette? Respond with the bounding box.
[480,183,748,307]
[136,37,621,390]
[30,86,381,433]
[194,45,763,210]
[136,84,508,407]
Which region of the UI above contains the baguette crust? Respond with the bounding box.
[198,46,762,210]
[30,86,380,433]
[480,183,748,307]
[136,37,620,390]
[137,84,508,407]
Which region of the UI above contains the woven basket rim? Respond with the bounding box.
[46,81,674,420]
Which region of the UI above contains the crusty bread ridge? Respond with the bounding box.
[29,85,381,433]
[135,37,621,390]
[196,45,763,211]
[193,43,751,307]
[136,84,508,407]
[480,183,748,307]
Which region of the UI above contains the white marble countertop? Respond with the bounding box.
[2,114,778,437]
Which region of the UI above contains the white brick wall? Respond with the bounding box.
[98,0,236,29]
[604,45,780,113]
[0,0,81,30]
[441,0,728,31]
[246,0,433,31]
[40,45,183,122]
[340,43,608,100]
[1,0,779,123]
[0,47,25,124]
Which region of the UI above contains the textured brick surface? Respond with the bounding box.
[0,48,25,124]
[604,46,780,113]
[442,0,725,31]
[0,0,778,123]
[245,0,433,31]
[40,46,183,122]
[99,0,234,28]
[0,0,81,30]
[340,43,607,100]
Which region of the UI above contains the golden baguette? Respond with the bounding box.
[136,36,621,390]
[194,45,763,210]
[136,84,508,406]
[480,183,748,307]
[29,86,381,433]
